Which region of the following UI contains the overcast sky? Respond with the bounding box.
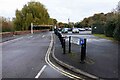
[0,0,119,23]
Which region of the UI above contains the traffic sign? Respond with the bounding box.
[79,38,84,45]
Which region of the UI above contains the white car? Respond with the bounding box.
[88,28,92,31]
[78,28,86,31]
[61,28,68,33]
[72,28,79,33]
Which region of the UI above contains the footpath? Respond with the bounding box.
[53,33,119,80]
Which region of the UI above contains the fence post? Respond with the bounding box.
[69,36,71,53]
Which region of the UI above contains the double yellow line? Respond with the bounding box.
[45,33,84,80]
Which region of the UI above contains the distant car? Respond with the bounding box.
[88,28,92,31]
[72,28,79,33]
[58,28,62,31]
[61,28,68,33]
[85,28,89,31]
[85,27,92,31]
[78,28,86,31]
[68,28,72,31]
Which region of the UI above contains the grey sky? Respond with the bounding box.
[0,0,119,23]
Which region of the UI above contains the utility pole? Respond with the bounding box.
[31,23,33,34]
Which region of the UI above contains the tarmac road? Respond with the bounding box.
[2,32,67,78]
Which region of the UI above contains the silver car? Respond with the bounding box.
[72,28,79,33]
[61,28,68,33]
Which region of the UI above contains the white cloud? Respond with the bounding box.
[0,0,119,22]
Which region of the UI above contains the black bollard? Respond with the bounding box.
[59,34,63,46]
[54,29,56,34]
[69,36,71,53]
[63,38,66,54]
[81,39,86,63]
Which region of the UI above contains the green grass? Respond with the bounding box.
[93,34,114,40]
[67,52,76,58]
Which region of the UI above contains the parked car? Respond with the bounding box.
[88,28,92,31]
[85,27,92,31]
[68,28,72,31]
[72,28,79,33]
[61,28,68,33]
[85,27,89,31]
[58,28,62,31]
[78,28,86,31]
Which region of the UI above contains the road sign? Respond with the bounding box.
[80,38,86,63]
[79,38,85,45]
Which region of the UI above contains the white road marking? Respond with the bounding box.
[2,37,23,44]
[27,36,33,39]
[35,65,47,78]
[42,35,45,38]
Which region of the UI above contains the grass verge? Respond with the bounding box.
[93,34,114,41]
[67,52,76,58]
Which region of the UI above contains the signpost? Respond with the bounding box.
[31,23,33,34]
[79,38,85,45]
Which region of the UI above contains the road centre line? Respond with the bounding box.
[35,65,47,78]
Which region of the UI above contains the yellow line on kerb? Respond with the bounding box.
[45,33,84,80]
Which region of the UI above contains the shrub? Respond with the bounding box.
[113,26,120,41]
[92,21,104,34]
[104,18,116,37]
[113,14,120,41]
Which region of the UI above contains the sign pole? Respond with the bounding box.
[31,23,33,34]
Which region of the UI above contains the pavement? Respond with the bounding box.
[2,31,68,79]
[53,33,119,80]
